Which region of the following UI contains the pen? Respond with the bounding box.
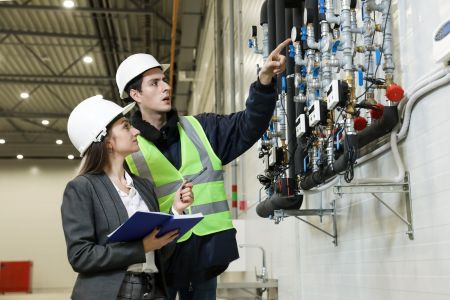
[184,166,207,184]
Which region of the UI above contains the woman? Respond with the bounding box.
[61,96,193,300]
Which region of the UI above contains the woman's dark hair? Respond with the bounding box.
[124,73,144,103]
[78,114,123,175]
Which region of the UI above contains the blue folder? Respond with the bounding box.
[107,211,204,243]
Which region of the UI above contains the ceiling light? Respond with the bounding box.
[17,154,24,159]
[41,120,50,126]
[83,56,93,64]
[63,0,75,8]
[68,154,75,160]
[96,94,103,99]
[0,139,5,144]
[56,139,63,145]
[20,92,29,99]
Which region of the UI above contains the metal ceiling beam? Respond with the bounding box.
[0,78,110,86]
[0,29,173,44]
[0,111,68,119]
[0,4,181,34]
[0,74,113,81]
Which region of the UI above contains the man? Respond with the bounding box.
[115,38,290,300]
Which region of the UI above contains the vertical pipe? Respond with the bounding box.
[229,0,238,219]
[238,0,246,214]
[268,0,277,52]
[169,0,179,91]
[214,0,224,113]
[275,0,286,89]
[285,8,296,179]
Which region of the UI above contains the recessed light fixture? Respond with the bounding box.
[0,139,5,144]
[41,120,50,126]
[83,55,93,64]
[20,92,30,99]
[56,139,63,145]
[17,154,24,159]
[68,154,75,160]
[96,94,103,99]
[62,0,75,8]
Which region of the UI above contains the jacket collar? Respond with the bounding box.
[131,109,180,148]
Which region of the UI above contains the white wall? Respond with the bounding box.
[190,0,450,299]
[0,160,79,289]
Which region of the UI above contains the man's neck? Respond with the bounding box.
[141,109,167,130]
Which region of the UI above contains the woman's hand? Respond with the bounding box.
[142,228,179,252]
[173,181,194,214]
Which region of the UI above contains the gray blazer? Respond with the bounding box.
[61,173,170,300]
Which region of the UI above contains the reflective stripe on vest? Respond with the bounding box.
[127,116,233,241]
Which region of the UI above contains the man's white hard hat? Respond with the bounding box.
[67,96,135,156]
[116,53,170,99]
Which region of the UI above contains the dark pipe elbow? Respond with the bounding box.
[256,194,303,218]
[260,0,268,25]
[357,106,399,148]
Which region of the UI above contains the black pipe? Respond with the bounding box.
[256,194,303,218]
[300,106,399,190]
[275,0,286,92]
[268,0,276,53]
[285,8,296,180]
[260,0,268,25]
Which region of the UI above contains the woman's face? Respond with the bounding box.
[106,117,140,157]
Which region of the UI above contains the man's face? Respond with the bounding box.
[131,68,171,113]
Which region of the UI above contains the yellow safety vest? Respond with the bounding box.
[126,116,234,242]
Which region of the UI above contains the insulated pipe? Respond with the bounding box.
[300,106,399,190]
[256,193,303,218]
[260,1,270,59]
[285,8,297,179]
[229,0,238,219]
[275,0,286,91]
[268,0,277,52]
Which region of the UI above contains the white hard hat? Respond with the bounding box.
[116,53,170,99]
[67,96,135,156]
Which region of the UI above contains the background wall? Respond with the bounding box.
[190,0,450,299]
[0,160,79,290]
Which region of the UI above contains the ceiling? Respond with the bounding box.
[0,0,205,159]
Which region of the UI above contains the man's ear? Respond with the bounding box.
[129,89,141,104]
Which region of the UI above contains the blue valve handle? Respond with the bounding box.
[375,48,382,65]
[358,69,364,86]
[299,83,306,93]
[289,44,295,58]
[301,26,307,41]
[315,90,320,97]
[248,39,253,49]
[313,67,320,78]
[300,65,307,77]
[332,40,341,54]
[319,0,326,14]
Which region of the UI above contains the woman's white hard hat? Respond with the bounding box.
[116,53,170,99]
[67,96,135,156]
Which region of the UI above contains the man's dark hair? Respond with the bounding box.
[124,73,144,103]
